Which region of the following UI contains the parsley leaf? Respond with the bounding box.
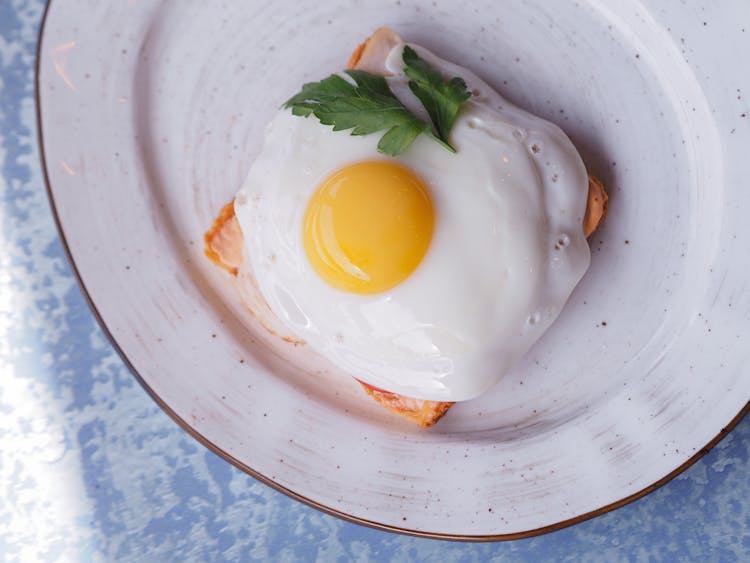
[283,70,431,156]
[282,47,472,156]
[402,45,471,152]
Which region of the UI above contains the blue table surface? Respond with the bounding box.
[2,1,749,560]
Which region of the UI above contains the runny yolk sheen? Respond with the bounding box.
[303,160,434,294]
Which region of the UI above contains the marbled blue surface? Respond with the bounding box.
[1,1,749,560]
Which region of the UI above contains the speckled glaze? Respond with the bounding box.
[0,0,743,553]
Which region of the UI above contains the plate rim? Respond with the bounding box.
[34,0,750,541]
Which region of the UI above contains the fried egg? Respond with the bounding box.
[233,41,591,402]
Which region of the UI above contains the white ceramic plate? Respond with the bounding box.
[38,0,750,538]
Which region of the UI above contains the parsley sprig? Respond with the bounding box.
[283,47,471,156]
[284,70,432,156]
[402,46,472,152]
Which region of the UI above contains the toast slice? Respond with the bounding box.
[204,29,608,427]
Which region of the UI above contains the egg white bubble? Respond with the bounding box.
[234,42,590,401]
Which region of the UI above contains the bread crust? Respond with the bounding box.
[204,201,243,276]
[584,175,608,237]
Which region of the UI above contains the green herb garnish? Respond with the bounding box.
[402,45,472,153]
[283,47,471,156]
[284,70,431,156]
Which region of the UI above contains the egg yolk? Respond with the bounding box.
[303,161,434,294]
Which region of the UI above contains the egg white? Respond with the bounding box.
[233,42,590,401]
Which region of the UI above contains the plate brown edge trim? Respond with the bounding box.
[34,0,750,542]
